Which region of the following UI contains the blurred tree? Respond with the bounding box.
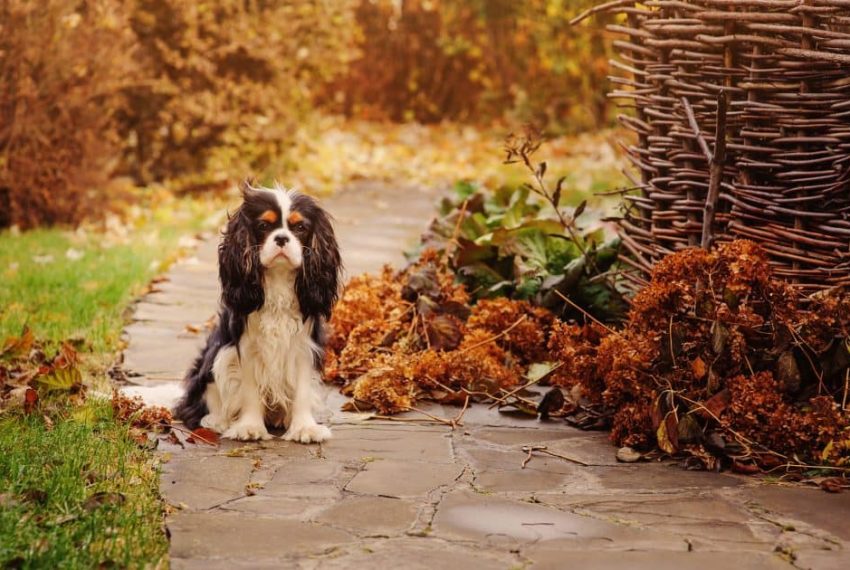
[319,0,616,132]
[0,0,139,228]
[120,0,356,187]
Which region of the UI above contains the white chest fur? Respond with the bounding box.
[241,269,315,407]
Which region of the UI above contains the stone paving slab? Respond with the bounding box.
[121,181,850,569]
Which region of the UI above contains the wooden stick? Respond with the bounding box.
[167,422,218,446]
[701,90,728,250]
[520,445,591,468]
[569,0,634,25]
[488,362,564,409]
[681,97,713,163]
[552,290,617,335]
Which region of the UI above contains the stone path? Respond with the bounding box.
[121,181,850,570]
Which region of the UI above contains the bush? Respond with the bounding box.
[121,0,355,187]
[0,0,356,228]
[320,0,616,131]
[0,0,138,228]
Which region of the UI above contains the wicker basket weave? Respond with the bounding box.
[578,0,850,290]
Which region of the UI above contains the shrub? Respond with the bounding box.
[121,0,355,187]
[320,0,616,131]
[0,0,138,228]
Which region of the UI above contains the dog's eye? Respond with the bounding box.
[291,221,305,232]
[257,221,271,231]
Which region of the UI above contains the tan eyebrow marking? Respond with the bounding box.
[259,210,278,224]
[287,211,304,225]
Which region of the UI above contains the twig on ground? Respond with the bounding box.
[521,445,591,468]
[167,422,218,446]
[488,362,564,409]
[374,399,471,430]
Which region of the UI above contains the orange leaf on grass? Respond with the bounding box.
[23,388,38,414]
[1,326,34,360]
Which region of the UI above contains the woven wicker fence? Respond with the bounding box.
[575,0,850,291]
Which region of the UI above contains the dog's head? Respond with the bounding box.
[219,180,341,319]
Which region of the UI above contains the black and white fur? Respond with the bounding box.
[174,182,341,443]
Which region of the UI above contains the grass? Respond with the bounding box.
[0,399,164,569]
[0,193,224,352]
[0,190,227,569]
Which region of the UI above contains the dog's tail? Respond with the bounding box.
[173,333,220,429]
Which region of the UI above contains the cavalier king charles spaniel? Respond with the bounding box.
[174,182,341,443]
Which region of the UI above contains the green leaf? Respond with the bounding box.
[454,239,496,267]
[496,228,548,270]
[454,180,477,200]
[36,367,82,392]
[515,277,542,299]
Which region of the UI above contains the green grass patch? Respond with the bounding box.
[0,398,165,569]
[0,194,223,351]
[0,191,227,568]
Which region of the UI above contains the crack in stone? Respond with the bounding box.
[743,500,842,549]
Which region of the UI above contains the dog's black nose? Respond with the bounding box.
[274,234,289,247]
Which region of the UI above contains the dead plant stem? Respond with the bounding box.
[458,315,527,355]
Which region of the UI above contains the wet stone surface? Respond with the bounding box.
[122,182,850,568]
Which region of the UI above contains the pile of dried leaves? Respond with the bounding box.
[326,249,560,414]
[556,240,850,472]
[327,240,850,474]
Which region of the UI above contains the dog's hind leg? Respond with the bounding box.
[199,345,241,435]
[200,380,227,433]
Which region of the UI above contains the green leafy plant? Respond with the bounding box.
[411,129,627,322]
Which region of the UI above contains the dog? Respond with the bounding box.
[174,181,341,443]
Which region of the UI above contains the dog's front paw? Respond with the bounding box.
[200,414,227,433]
[222,421,272,441]
[283,423,331,444]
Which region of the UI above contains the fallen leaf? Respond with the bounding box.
[731,460,760,475]
[696,389,730,421]
[83,492,126,511]
[820,477,849,493]
[186,427,219,446]
[537,387,564,420]
[424,314,463,351]
[36,366,82,392]
[24,388,38,414]
[1,326,34,359]
[691,356,707,380]
[526,361,560,383]
[657,412,679,454]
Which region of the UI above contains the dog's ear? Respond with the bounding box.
[219,207,264,314]
[296,204,341,321]
[239,178,261,201]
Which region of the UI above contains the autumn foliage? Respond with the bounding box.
[0,0,353,228]
[328,241,850,471]
[321,0,615,129]
[0,0,616,228]
[0,0,138,228]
